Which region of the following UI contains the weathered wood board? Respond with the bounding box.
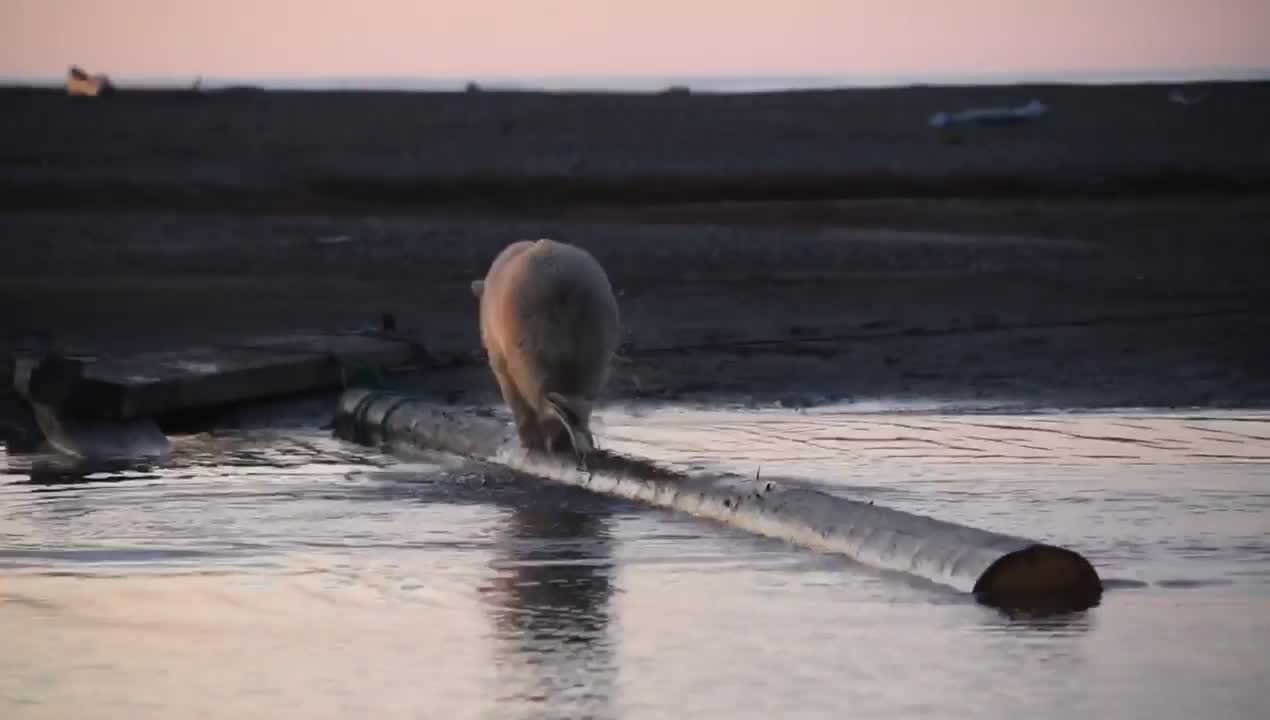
[13,332,422,420]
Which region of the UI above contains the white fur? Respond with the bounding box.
[472,239,620,461]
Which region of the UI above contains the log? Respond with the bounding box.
[334,388,1103,613]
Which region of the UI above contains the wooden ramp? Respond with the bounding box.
[14,332,424,421]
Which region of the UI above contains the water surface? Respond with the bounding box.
[3,408,1268,719]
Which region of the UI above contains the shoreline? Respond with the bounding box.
[4,72,1267,93]
[4,195,1268,415]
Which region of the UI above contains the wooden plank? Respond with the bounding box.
[24,332,421,420]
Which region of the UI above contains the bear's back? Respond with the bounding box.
[479,239,620,399]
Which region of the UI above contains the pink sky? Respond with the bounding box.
[4,0,1269,81]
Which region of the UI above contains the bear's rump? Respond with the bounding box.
[505,295,614,402]
[479,238,619,407]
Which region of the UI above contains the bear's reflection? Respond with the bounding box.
[480,498,619,720]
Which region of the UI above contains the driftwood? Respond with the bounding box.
[66,66,115,97]
[335,388,1104,613]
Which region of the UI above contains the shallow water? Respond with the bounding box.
[2,407,1269,720]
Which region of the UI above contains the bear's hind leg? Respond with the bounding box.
[490,352,546,451]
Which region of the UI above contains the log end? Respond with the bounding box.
[974,544,1103,613]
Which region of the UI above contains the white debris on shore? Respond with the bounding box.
[929,98,1048,128]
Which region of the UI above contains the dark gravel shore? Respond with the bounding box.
[3,81,1269,211]
[2,83,1269,416]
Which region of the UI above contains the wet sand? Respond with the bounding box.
[2,83,1269,414]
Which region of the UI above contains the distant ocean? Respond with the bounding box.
[5,67,1269,92]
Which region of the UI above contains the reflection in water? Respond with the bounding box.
[481,505,618,720]
[985,607,1095,635]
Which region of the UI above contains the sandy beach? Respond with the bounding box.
[2,82,1268,413]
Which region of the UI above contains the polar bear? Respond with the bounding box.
[471,239,621,467]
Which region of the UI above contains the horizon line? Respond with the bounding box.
[4,65,1269,93]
